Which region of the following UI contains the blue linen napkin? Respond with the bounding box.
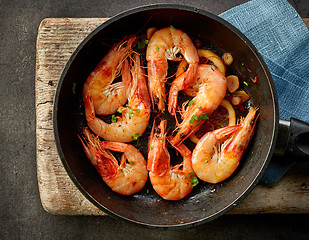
[219,0,309,183]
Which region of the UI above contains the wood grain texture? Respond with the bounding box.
[35,18,309,215]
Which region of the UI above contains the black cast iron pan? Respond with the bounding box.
[53,4,309,229]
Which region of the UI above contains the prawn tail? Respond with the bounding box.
[83,94,105,137]
[167,84,179,116]
[121,59,132,91]
[83,94,96,122]
[171,121,201,146]
[183,62,198,88]
[168,72,186,116]
[213,124,242,140]
[100,141,128,153]
[242,107,259,143]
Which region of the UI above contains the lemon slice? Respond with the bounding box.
[189,100,236,143]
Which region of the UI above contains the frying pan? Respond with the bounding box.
[53,4,309,228]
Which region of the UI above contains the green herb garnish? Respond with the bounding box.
[137,38,149,49]
[243,81,248,86]
[126,105,134,118]
[72,82,76,95]
[111,114,117,123]
[187,171,199,187]
[188,100,194,106]
[131,133,139,141]
[189,113,209,124]
[149,145,154,151]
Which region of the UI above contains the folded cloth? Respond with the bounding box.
[219,0,309,183]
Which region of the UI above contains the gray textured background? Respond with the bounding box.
[0,0,308,239]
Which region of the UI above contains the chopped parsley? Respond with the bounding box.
[149,145,154,151]
[131,133,139,141]
[129,109,134,117]
[137,38,149,50]
[189,113,209,124]
[156,47,159,52]
[72,82,76,95]
[131,133,141,147]
[125,105,134,118]
[188,100,194,106]
[111,114,117,123]
[187,171,199,186]
[170,25,175,29]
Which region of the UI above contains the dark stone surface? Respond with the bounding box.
[0,0,308,239]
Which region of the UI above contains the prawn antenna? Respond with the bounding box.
[132,13,160,36]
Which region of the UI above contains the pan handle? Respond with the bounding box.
[274,118,309,161]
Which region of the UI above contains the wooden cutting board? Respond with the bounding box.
[35,18,309,215]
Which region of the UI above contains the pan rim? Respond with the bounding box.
[53,3,279,229]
